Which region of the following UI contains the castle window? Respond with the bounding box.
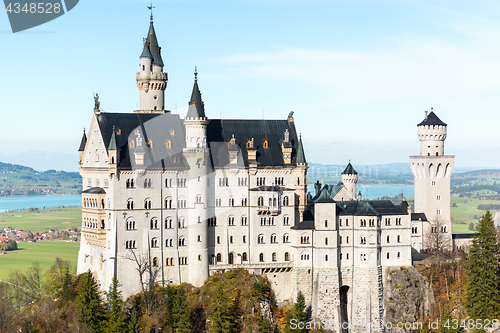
[241,215,248,226]
[144,178,152,188]
[412,227,417,234]
[284,252,290,261]
[437,209,441,215]
[441,225,447,233]
[436,152,439,156]
[229,197,234,206]
[198,235,201,242]
[387,236,390,243]
[300,234,310,244]
[178,218,185,229]
[369,219,375,227]
[243,235,246,243]
[144,198,152,210]
[300,252,310,260]
[179,257,188,265]
[346,253,349,260]
[283,234,290,243]
[242,252,248,261]
[129,140,135,148]
[340,236,342,244]
[126,219,136,231]
[215,198,222,207]
[346,219,349,226]
[127,199,134,210]
[283,215,290,226]
[142,65,145,70]
[258,196,264,207]
[198,255,202,261]
[216,253,222,263]
[229,253,234,264]
[178,237,186,247]
[340,219,342,226]
[325,255,328,261]
[360,236,366,244]
[153,257,158,267]
[397,235,401,243]
[165,140,171,149]
[325,237,328,245]
[228,216,235,226]
[165,217,173,229]
[340,253,343,260]
[258,234,265,244]
[397,252,401,259]
[432,181,436,186]
[361,253,367,261]
[272,252,277,262]
[387,252,390,259]
[208,217,217,227]
[217,236,221,244]
[242,197,247,206]
[283,196,289,206]
[150,218,158,230]
[325,220,328,228]
[246,140,252,148]
[151,237,158,248]
[259,253,264,262]
[263,140,268,149]
[437,195,441,200]
[196,195,202,204]
[270,234,277,244]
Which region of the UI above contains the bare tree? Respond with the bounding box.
[124,249,162,315]
[424,217,451,253]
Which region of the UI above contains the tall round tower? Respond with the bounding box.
[136,15,168,113]
[341,162,358,200]
[410,109,454,251]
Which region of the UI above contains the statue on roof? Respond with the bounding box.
[94,93,100,110]
[288,111,294,118]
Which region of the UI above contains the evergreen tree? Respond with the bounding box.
[104,275,127,333]
[166,285,191,332]
[439,310,464,333]
[208,281,238,333]
[76,270,105,333]
[127,309,141,333]
[466,211,500,320]
[468,222,475,231]
[292,291,308,333]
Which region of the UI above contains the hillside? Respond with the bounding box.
[0,162,81,196]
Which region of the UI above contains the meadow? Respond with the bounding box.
[451,197,500,233]
[0,241,80,281]
[0,207,81,232]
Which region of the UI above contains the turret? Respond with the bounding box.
[78,128,87,165]
[108,126,119,180]
[136,15,168,113]
[342,162,358,199]
[417,108,447,157]
[295,133,308,217]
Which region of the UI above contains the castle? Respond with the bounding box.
[76,16,453,331]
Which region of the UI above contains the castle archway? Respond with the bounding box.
[340,285,349,333]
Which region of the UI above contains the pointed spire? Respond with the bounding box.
[142,15,163,66]
[140,42,152,58]
[78,128,87,151]
[342,162,357,175]
[108,126,117,150]
[187,68,206,118]
[296,134,306,164]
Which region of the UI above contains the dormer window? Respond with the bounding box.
[246,140,252,148]
[165,140,171,149]
[263,140,268,149]
[170,130,175,136]
[129,140,135,148]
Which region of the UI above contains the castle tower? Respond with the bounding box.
[136,14,168,113]
[183,69,209,286]
[341,162,358,200]
[410,109,454,248]
[295,133,308,218]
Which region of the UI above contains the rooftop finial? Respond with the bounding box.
[83,128,85,134]
[147,3,155,22]
[194,66,198,81]
[431,106,433,112]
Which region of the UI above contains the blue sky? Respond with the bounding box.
[1,0,499,172]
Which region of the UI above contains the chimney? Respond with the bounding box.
[425,110,428,119]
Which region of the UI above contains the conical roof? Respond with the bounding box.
[108,126,117,150]
[187,77,206,118]
[142,21,164,66]
[418,111,447,126]
[78,130,87,151]
[140,43,152,58]
[296,135,306,164]
[342,162,357,175]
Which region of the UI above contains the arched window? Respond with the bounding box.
[229,197,234,206]
[229,253,234,264]
[270,234,277,243]
[283,215,290,226]
[272,252,277,262]
[241,215,248,226]
[150,218,158,229]
[216,253,222,262]
[228,216,235,226]
[325,237,328,245]
[242,252,248,261]
[283,234,290,243]
[387,252,390,259]
[397,235,401,243]
[178,237,186,247]
[284,252,290,261]
[259,253,264,262]
[283,196,289,206]
[300,234,310,244]
[387,235,390,243]
[258,234,264,244]
[144,198,152,210]
[258,196,264,207]
[165,197,172,209]
[165,217,172,229]
[153,257,158,267]
[151,238,158,248]
[397,252,401,259]
[127,199,134,210]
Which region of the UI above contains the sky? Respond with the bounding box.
[1,0,499,172]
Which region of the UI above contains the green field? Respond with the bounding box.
[0,207,81,232]
[451,197,500,234]
[0,241,80,281]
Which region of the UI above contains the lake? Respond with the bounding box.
[0,195,82,212]
[0,184,414,212]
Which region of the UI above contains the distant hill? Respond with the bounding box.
[453,169,500,178]
[0,162,81,197]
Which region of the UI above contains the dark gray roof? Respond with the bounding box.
[417,111,447,126]
[206,119,301,168]
[143,21,164,66]
[342,163,357,175]
[249,185,294,192]
[108,126,117,150]
[82,187,106,194]
[186,80,206,118]
[452,233,476,239]
[140,43,152,58]
[312,184,343,202]
[291,220,315,230]
[78,130,87,152]
[96,112,189,170]
[411,213,428,221]
[314,188,335,203]
[336,200,408,216]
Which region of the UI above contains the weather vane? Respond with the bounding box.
[147,3,155,22]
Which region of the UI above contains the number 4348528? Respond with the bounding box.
[5,3,61,14]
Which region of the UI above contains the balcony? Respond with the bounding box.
[257,206,281,216]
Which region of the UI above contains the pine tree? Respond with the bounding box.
[208,281,238,333]
[466,211,500,320]
[127,309,141,333]
[104,275,127,333]
[292,291,308,333]
[76,270,105,333]
[166,285,191,332]
[439,309,464,333]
